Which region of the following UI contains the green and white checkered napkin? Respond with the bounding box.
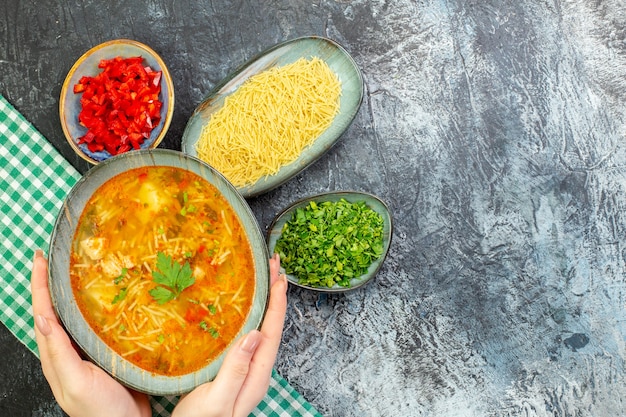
[0,95,320,417]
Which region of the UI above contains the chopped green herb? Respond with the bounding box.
[149,252,195,305]
[199,321,219,338]
[112,288,128,304]
[207,304,217,315]
[274,199,385,288]
[157,334,165,344]
[113,268,128,285]
[179,191,197,216]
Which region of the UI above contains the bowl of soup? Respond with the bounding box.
[181,36,364,197]
[48,149,269,395]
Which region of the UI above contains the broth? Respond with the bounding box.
[69,166,255,376]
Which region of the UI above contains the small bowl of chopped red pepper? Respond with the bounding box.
[60,39,174,164]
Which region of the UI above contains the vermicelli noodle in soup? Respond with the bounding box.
[69,166,255,376]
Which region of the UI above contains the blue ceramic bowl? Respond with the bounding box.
[48,149,270,395]
[59,39,174,165]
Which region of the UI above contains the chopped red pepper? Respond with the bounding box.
[184,305,206,324]
[73,56,163,156]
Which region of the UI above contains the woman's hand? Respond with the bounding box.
[172,252,288,417]
[30,249,152,417]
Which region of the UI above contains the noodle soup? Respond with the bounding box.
[70,166,255,376]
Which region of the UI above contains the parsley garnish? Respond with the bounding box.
[112,288,128,304]
[149,252,195,305]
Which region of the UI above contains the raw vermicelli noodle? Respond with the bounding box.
[196,57,342,187]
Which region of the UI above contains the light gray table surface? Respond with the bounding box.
[1,1,625,416]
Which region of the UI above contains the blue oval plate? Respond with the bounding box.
[267,191,393,292]
[181,36,364,198]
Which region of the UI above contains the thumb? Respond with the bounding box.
[207,330,263,400]
[173,331,262,417]
[31,250,89,389]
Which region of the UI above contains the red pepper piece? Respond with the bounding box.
[184,305,206,324]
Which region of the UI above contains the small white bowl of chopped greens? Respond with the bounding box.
[267,191,393,292]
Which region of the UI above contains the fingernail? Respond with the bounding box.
[240,331,261,353]
[34,249,44,260]
[35,314,52,336]
[272,273,288,290]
